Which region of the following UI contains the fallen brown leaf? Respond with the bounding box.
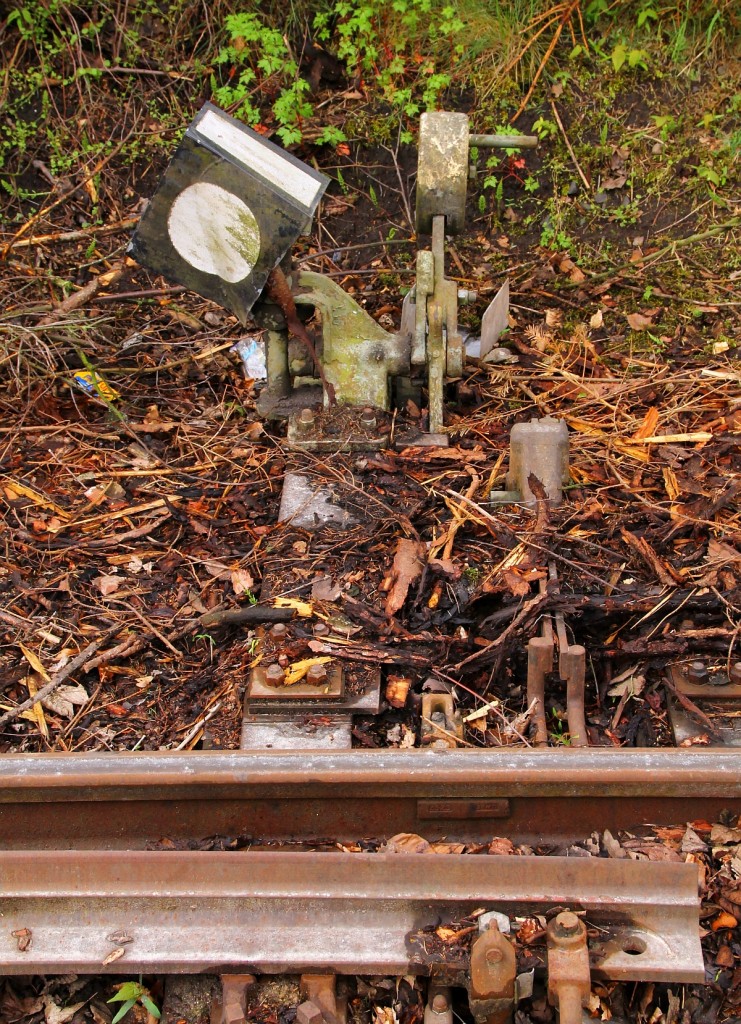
[384,539,424,617]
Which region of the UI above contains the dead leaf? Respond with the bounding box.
[589,309,603,329]
[385,833,431,854]
[283,656,332,686]
[663,466,681,501]
[488,837,515,856]
[713,912,739,931]
[94,574,122,596]
[11,927,32,951]
[273,597,313,617]
[626,311,655,332]
[202,559,231,579]
[43,996,86,1024]
[602,172,627,190]
[231,568,254,596]
[711,824,741,847]
[311,576,341,601]
[502,569,531,598]
[42,684,89,720]
[603,829,627,859]
[101,946,126,966]
[19,645,50,681]
[680,826,707,854]
[384,539,424,617]
[517,917,546,944]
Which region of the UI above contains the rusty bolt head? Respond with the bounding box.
[306,663,328,685]
[485,947,504,965]
[313,621,330,637]
[265,663,285,686]
[730,662,741,686]
[360,407,377,430]
[687,660,709,685]
[296,1001,324,1024]
[431,994,449,1013]
[298,407,315,431]
[277,652,290,669]
[270,622,288,639]
[553,911,581,937]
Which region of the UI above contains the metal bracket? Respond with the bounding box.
[546,913,590,1024]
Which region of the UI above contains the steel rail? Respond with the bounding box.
[0,850,703,982]
[0,748,737,848]
[0,749,736,843]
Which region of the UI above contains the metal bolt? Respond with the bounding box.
[313,622,330,637]
[298,407,315,432]
[296,1001,324,1024]
[431,994,449,1013]
[457,288,477,305]
[553,911,580,937]
[485,947,504,965]
[306,663,328,685]
[730,662,741,686]
[687,660,709,685]
[360,407,377,430]
[270,622,288,639]
[265,663,285,686]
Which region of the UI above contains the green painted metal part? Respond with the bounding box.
[295,271,409,410]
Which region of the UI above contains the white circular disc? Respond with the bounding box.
[167,182,260,284]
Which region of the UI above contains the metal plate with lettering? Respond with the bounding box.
[417,799,511,820]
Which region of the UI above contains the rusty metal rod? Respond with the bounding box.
[562,645,589,748]
[527,636,553,746]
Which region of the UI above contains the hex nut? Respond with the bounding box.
[313,621,330,637]
[687,660,709,685]
[431,994,449,1013]
[270,623,288,639]
[306,663,328,685]
[265,663,286,686]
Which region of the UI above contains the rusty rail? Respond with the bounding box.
[0,749,738,848]
[0,850,703,982]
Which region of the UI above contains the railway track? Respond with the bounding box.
[2,107,739,1024]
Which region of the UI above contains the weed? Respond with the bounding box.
[532,117,558,141]
[211,12,324,145]
[108,981,160,1024]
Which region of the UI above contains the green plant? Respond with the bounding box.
[108,981,160,1024]
[314,0,464,123]
[196,633,216,661]
[211,12,331,146]
[532,117,558,140]
[549,709,571,746]
[610,43,650,72]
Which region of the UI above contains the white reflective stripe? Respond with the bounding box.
[197,110,322,211]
